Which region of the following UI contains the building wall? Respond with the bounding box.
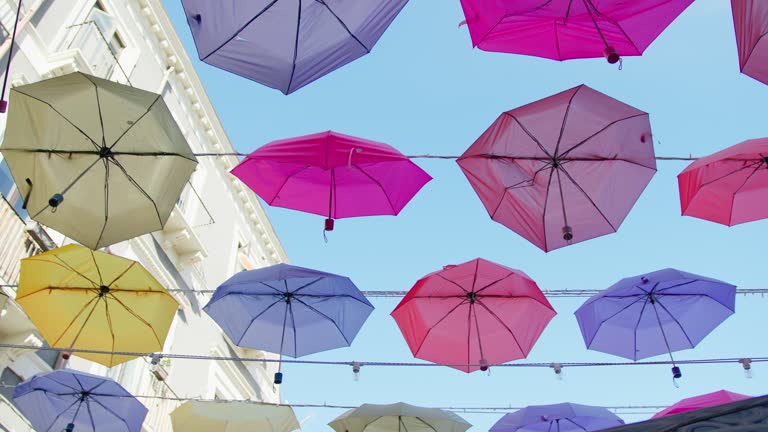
[0,0,287,430]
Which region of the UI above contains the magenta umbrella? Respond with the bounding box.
[460,0,694,63]
[652,390,751,419]
[232,131,432,231]
[732,0,768,85]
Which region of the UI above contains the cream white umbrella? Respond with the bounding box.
[329,403,472,432]
[0,72,197,249]
[170,401,300,432]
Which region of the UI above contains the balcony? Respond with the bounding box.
[0,196,52,289]
[160,204,208,270]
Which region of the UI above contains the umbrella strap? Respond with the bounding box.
[0,0,22,112]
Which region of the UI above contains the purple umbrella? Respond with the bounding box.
[204,263,374,384]
[13,369,147,432]
[490,403,625,432]
[180,0,409,94]
[575,269,736,379]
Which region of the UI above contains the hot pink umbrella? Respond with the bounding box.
[679,138,768,226]
[457,85,656,252]
[460,0,694,63]
[732,0,768,85]
[652,390,751,419]
[232,131,432,231]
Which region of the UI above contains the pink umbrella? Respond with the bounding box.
[457,85,656,252]
[678,138,768,226]
[459,0,694,63]
[652,390,752,419]
[732,0,768,85]
[232,131,432,231]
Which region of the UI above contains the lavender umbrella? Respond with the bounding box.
[204,263,374,384]
[13,369,147,432]
[180,0,409,94]
[575,269,736,379]
[490,403,625,432]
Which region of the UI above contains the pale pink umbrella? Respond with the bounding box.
[459,0,694,64]
[732,0,768,85]
[652,390,752,419]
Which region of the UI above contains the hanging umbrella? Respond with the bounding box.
[652,390,752,419]
[0,72,198,249]
[732,0,768,85]
[15,244,179,367]
[204,263,374,383]
[391,258,556,373]
[329,402,471,432]
[171,401,300,432]
[181,0,409,94]
[13,369,147,432]
[574,268,736,379]
[457,85,656,252]
[459,0,694,63]
[490,403,625,431]
[678,138,768,226]
[232,131,431,232]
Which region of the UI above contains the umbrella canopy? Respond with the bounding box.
[460,0,693,63]
[575,269,736,377]
[678,138,768,226]
[15,244,179,367]
[204,262,373,356]
[0,72,197,249]
[13,369,147,432]
[170,401,300,432]
[652,390,752,419]
[490,403,625,432]
[733,0,768,85]
[457,85,655,252]
[329,402,471,432]
[181,0,409,94]
[231,131,431,231]
[391,258,556,373]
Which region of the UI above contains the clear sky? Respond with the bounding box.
[161,1,768,430]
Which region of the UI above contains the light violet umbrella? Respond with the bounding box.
[181,0,409,94]
[391,258,556,373]
[575,269,736,379]
[459,0,694,63]
[490,403,625,432]
[652,390,752,419]
[679,138,768,226]
[732,0,768,85]
[457,85,656,252]
[232,131,431,232]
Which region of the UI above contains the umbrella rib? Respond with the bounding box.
[89,250,104,286]
[236,298,284,346]
[585,0,641,54]
[354,165,397,214]
[504,113,554,159]
[653,298,695,348]
[108,158,163,226]
[436,274,469,294]
[696,159,762,188]
[553,86,581,157]
[263,165,312,205]
[42,397,83,432]
[294,293,373,309]
[655,293,735,313]
[563,418,589,432]
[51,295,102,347]
[105,262,138,288]
[413,299,469,356]
[474,272,515,295]
[106,292,163,347]
[41,375,82,393]
[107,95,161,151]
[583,295,646,350]
[30,155,104,220]
[412,417,439,432]
[81,74,107,147]
[474,299,526,355]
[293,297,351,346]
[290,277,325,295]
[470,260,480,292]
[285,0,303,94]
[558,164,617,231]
[503,161,553,191]
[87,395,134,431]
[200,0,280,61]
[728,162,765,226]
[14,286,100,302]
[653,279,697,293]
[317,0,371,52]
[558,113,648,161]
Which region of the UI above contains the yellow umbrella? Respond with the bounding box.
[15,244,178,367]
[171,401,300,432]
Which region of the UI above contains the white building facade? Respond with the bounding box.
[0,0,287,430]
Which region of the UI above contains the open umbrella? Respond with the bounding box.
[0,72,197,249]
[204,263,374,383]
[391,258,556,373]
[457,85,656,252]
[652,390,752,419]
[490,403,625,432]
[13,369,147,432]
[679,138,768,226]
[15,244,179,367]
[575,269,736,379]
[232,131,431,232]
[732,0,768,85]
[171,401,300,432]
[329,402,471,432]
[459,0,694,63]
[181,0,409,94]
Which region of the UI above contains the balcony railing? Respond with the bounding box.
[0,197,42,289]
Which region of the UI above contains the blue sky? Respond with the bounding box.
[162,0,768,430]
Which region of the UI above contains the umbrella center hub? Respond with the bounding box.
[762,157,768,166]
[648,293,656,304]
[99,285,110,296]
[551,159,560,169]
[79,391,90,401]
[466,291,477,303]
[99,146,113,159]
[283,292,294,303]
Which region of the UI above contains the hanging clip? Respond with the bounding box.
[352,362,361,381]
[347,148,362,169]
[739,358,753,378]
[550,363,563,380]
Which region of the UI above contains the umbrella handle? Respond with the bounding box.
[65,422,75,432]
